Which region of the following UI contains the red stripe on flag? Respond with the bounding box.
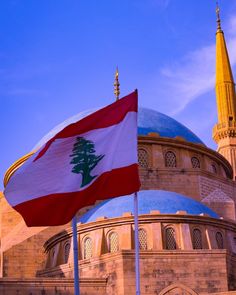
[14,164,140,227]
[34,90,138,162]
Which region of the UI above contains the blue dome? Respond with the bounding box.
[80,190,218,223]
[34,107,204,150]
[138,108,204,144]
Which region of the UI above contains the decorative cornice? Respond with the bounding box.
[0,277,107,287]
[213,123,236,142]
[3,151,35,187]
[43,213,236,252]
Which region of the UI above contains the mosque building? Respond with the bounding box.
[1,7,236,295]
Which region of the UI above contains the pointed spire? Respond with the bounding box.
[213,4,236,140]
[114,67,120,101]
[215,4,234,86]
[213,3,236,180]
[216,1,222,32]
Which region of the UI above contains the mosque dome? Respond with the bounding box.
[4,106,208,187]
[138,108,204,144]
[34,107,204,150]
[80,190,218,223]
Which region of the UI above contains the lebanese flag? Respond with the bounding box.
[4,91,140,227]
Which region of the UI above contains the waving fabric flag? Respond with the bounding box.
[4,91,140,226]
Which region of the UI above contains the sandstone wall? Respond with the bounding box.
[45,250,230,295]
[0,278,107,295]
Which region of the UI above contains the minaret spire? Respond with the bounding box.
[213,4,236,179]
[214,3,236,125]
[114,67,120,101]
[216,1,221,32]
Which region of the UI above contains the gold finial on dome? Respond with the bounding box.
[216,1,221,32]
[114,67,120,101]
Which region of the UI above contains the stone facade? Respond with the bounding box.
[33,214,236,294]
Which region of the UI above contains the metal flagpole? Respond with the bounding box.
[114,69,140,293]
[134,191,141,295]
[72,215,80,295]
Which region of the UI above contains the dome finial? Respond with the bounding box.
[114,66,120,101]
[216,1,221,32]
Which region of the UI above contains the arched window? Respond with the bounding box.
[108,232,119,253]
[211,164,217,174]
[84,237,92,259]
[138,149,148,168]
[165,151,177,167]
[138,229,147,250]
[64,242,70,263]
[165,227,177,250]
[191,157,200,168]
[51,248,56,267]
[216,232,224,249]
[233,237,236,252]
[192,229,202,249]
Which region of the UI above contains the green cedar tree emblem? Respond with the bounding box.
[70,136,105,187]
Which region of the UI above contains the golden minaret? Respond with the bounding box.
[213,3,236,179]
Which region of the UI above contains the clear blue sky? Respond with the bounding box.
[1,0,236,190]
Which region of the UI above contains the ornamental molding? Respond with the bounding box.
[159,283,198,295]
[213,126,236,142]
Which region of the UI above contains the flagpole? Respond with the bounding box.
[134,191,141,295]
[72,215,80,295]
[114,72,140,293]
